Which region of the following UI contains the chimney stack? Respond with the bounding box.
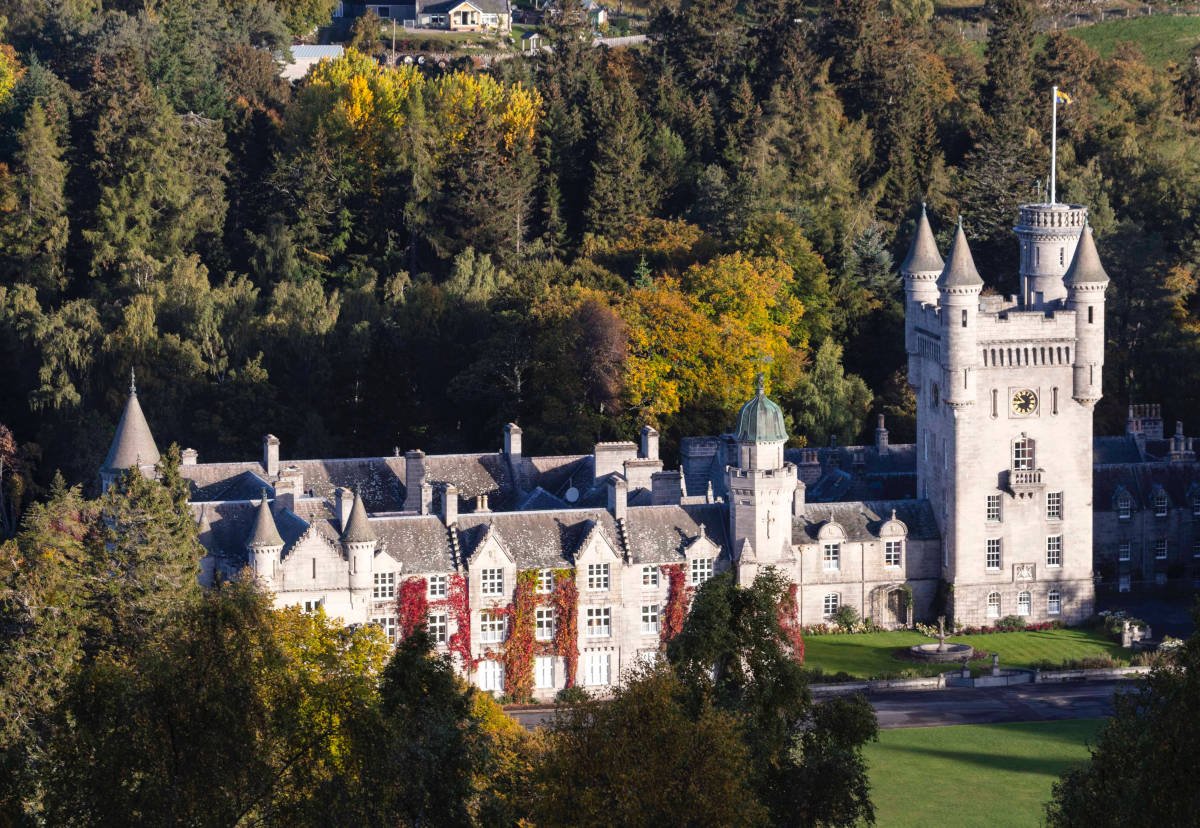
[441,484,459,526]
[263,434,280,478]
[875,414,889,455]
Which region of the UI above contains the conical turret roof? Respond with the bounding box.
[937,218,984,289]
[901,205,944,275]
[734,374,788,443]
[248,492,284,549]
[341,491,377,544]
[1065,224,1109,286]
[102,372,160,473]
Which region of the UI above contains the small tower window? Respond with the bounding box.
[1052,387,1059,415]
[962,309,968,328]
[1088,306,1094,324]
[1059,248,1065,266]
[991,388,998,418]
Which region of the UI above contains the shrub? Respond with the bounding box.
[1030,655,1127,670]
[833,605,861,631]
[996,615,1026,631]
[555,686,589,704]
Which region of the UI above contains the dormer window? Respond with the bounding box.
[480,568,504,596]
[587,563,610,591]
[536,568,554,594]
[690,557,714,585]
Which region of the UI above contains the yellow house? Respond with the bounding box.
[418,0,511,31]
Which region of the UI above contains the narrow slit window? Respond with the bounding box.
[962,309,968,328]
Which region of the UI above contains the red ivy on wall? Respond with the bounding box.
[398,573,472,671]
[551,569,579,688]
[778,582,805,664]
[397,577,429,639]
[660,563,691,645]
[502,570,538,701]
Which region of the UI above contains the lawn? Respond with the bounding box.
[802,627,1131,681]
[1060,15,1200,68]
[865,719,1104,827]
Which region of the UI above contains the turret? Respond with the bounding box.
[1065,224,1109,405]
[1013,202,1087,309]
[938,219,983,409]
[902,204,944,389]
[247,490,284,587]
[100,370,161,492]
[733,374,788,470]
[341,491,377,594]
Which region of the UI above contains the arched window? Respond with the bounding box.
[823,593,840,619]
[1047,589,1061,615]
[1012,437,1034,470]
[986,592,1001,619]
[1017,591,1032,616]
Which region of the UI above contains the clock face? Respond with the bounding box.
[1011,389,1039,416]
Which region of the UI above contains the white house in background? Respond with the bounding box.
[280,45,345,82]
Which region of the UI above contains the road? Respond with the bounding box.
[506,680,1135,730]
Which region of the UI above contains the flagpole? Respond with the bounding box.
[1050,85,1058,204]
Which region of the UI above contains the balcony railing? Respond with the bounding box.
[1010,468,1043,486]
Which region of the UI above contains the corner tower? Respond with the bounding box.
[1013,202,1087,309]
[726,375,798,574]
[341,491,377,603]
[100,371,161,492]
[902,204,944,393]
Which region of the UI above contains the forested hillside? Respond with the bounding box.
[0,0,1198,506]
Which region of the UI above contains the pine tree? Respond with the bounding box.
[585,71,654,241]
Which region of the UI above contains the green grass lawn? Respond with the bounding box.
[865,719,1104,827]
[1058,15,1200,68]
[803,628,1131,681]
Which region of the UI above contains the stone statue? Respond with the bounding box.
[936,615,947,653]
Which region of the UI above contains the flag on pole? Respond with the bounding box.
[1055,89,1073,105]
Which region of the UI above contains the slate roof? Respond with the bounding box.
[425,454,512,503]
[1093,436,1142,465]
[794,499,939,542]
[248,496,284,548]
[375,516,455,573]
[938,219,984,289]
[341,493,377,543]
[1093,462,1200,513]
[1065,225,1109,286]
[456,509,618,569]
[624,504,729,564]
[901,205,944,275]
[103,389,161,473]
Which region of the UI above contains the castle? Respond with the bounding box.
[99,198,1200,698]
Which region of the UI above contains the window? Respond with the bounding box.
[962,308,968,328]
[1017,591,1032,616]
[1048,589,1061,616]
[986,538,1001,571]
[690,557,714,585]
[986,592,1001,619]
[585,652,610,686]
[585,606,611,638]
[587,563,610,591]
[986,494,1001,522]
[428,612,447,644]
[636,649,660,667]
[1047,491,1062,521]
[373,571,395,600]
[884,540,903,568]
[1119,543,1131,562]
[1118,574,1131,592]
[373,615,397,643]
[478,659,503,693]
[1046,535,1063,568]
[377,5,391,17]
[641,604,660,635]
[1088,305,1094,324]
[1154,491,1169,517]
[480,610,507,644]
[1155,539,1168,560]
[1118,495,1132,520]
[823,543,841,572]
[642,565,660,587]
[823,593,840,618]
[535,607,556,641]
[480,568,504,596]
[536,569,553,594]
[535,655,555,689]
[1012,438,1034,470]
[428,573,447,598]
[303,599,323,613]
[931,383,940,407]
[1193,540,1200,558]
[1193,496,1200,518]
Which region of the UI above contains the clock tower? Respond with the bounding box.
[902,202,1106,625]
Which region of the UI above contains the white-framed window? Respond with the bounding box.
[1192,496,1200,517]
[1047,589,1061,615]
[986,494,1001,522]
[584,651,610,686]
[585,606,611,638]
[373,615,397,642]
[373,572,395,600]
[823,593,840,618]
[1193,540,1200,558]
[480,568,504,596]
[1118,574,1131,592]
[1155,539,1168,560]
[690,557,714,585]
[428,573,447,598]
[1154,491,1169,517]
[1012,438,1034,470]
[1047,491,1063,521]
[1017,591,1032,616]
[986,538,1001,571]
[1118,495,1132,520]
[642,565,659,587]
[535,607,556,641]
[478,659,503,693]
[884,540,903,568]
[641,604,660,635]
[535,655,555,689]
[536,568,554,594]
[636,648,660,667]
[303,599,323,613]
[1119,543,1131,562]
[428,612,447,644]
[1046,535,1062,568]
[822,543,840,572]
[587,563,610,591]
[480,609,507,644]
[986,592,1001,619]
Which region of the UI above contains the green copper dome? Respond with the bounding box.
[734,375,788,443]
